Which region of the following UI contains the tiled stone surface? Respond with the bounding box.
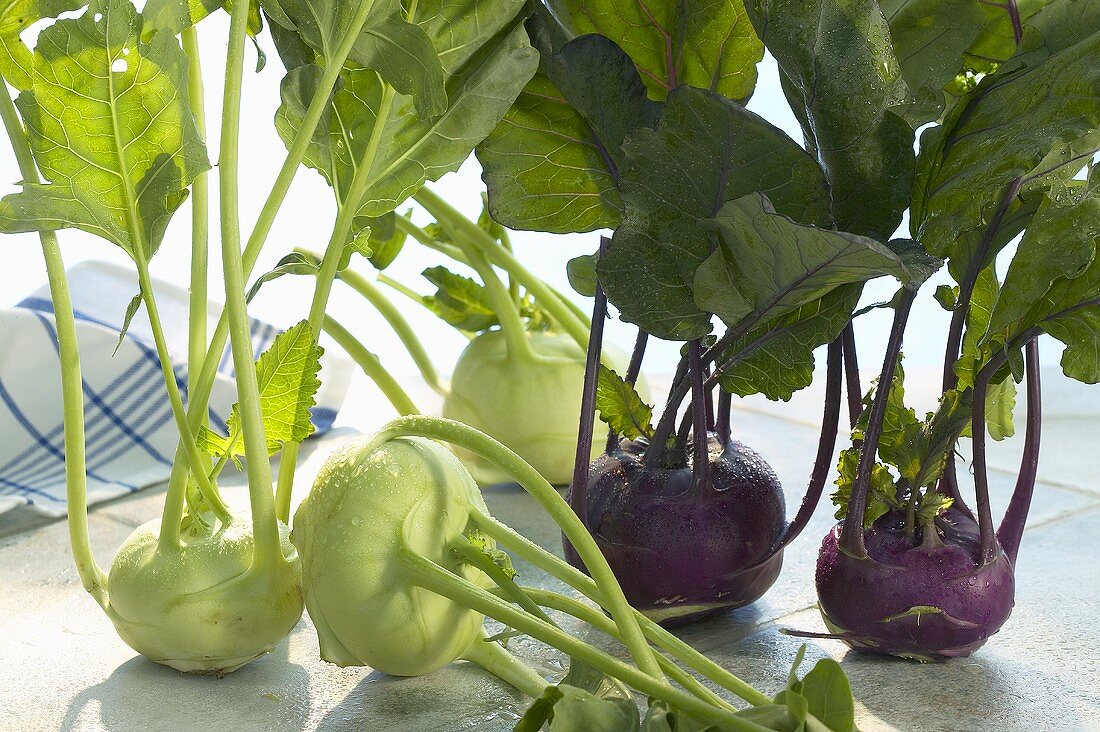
[1,372,1098,732]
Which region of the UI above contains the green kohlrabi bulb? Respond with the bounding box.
[292,436,491,676]
[106,513,303,674]
[442,330,645,486]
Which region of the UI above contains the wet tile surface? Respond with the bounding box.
[1,373,1098,731]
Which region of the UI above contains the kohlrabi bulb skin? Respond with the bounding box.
[565,435,786,624]
[292,436,490,676]
[815,508,1016,661]
[442,330,643,486]
[106,513,303,674]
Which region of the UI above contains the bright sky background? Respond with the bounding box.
[0,9,1071,417]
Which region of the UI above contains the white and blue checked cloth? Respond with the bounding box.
[0,260,352,517]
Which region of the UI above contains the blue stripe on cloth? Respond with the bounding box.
[33,314,173,467]
[0,377,124,496]
[311,406,338,433]
[1,316,165,482]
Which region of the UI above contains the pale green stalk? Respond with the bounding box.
[469,511,773,707]
[414,187,590,349]
[219,0,280,564]
[455,239,534,361]
[0,88,108,606]
[398,549,767,731]
[460,631,549,699]
[274,78,399,521]
[163,0,380,507]
[182,25,216,517]
[323,316,420,416]
[297,249,446,395]
[505,587,733,710]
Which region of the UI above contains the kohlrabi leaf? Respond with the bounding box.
[462,529,516,579]
[640,702,722,732]
[595,364,653,440]
[274,0,536,220]
[856,359,972,491]
[744,0,915,240]
[910,30,1100,272]
[421,266,498,332]
[955,267,1001,390]
[142,0,263,40]
[0,0,84,91]
[566,253,598,297]
[199,320,324,460]
[360,211,407,270]
[266,0,446,119]
[915,490,954,526]
[935,285,960,312]
[547,0,764,103]
[1022,0,1100,55]
[0,0,210,258]
[476,34,660,233]
[694,194,912,330]
[788,657,856,732]
[879,0,986,125]
[517,659,638,732]
[985,168,1100,383]
[713,285,862,402]
[962,376,1017,441]
[832,446,899,526]
[599,85,830,340]
[246,252,319,303]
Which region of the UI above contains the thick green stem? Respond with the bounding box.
[457,240,534,361]
[506,587,733,710]
[398,549,765,731]
[364,416,665,681]
[131,258,231,545]
[304,254,445,395]
[460,631,549,699]
[219,0,280,564]
[323,316,419,416]
[4,82,107,600]
[275,83,398,521]
[164,0,381,504]
[470,511,772,707]
[181,26,215,509]
[414,188,590,350]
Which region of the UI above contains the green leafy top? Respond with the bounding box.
[0,0,210,258]
[274,0,537,221]
[594,364,653,440]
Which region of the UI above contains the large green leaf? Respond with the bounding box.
[476,34,660,233]
[275,0,537,219]
[986,169,1100,383]
[880,0,986,125]
[714,285,861,401]
[910,30,1100,272]
[744,0,915,240]
[547,0,764,103]
[695,195,912,329]
[598,85,830,340]
[267,0,446,119]
[0,0,209,258]
[0,0,84,90]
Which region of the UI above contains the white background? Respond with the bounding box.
[0,9,1071,416]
